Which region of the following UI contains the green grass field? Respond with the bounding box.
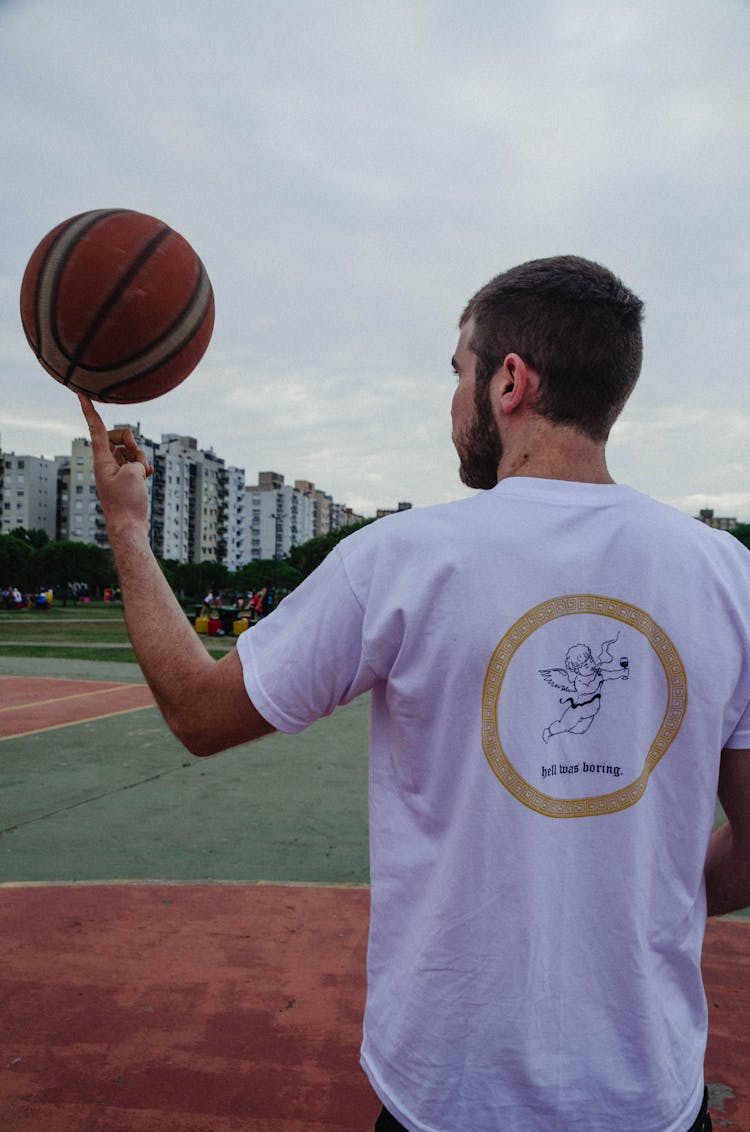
[0,601,228,661]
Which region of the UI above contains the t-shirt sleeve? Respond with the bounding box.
[724,703,750,750]
[236,544,377,733]
[714,531,750,751]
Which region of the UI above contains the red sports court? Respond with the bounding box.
[0,673,747,1129]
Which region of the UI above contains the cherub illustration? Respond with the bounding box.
[539,633,629,743]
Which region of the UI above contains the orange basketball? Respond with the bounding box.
[20,209,215,404]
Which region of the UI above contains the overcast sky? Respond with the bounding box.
[2,0,749,518]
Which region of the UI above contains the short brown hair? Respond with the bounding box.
[461,256,644,441]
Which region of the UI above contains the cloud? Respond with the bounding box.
[2,0,749,517]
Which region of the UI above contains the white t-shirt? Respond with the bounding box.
[237,478,750,1132]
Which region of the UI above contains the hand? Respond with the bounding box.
[78,394,153,533]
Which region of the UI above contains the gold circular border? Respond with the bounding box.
[482,595,688,818]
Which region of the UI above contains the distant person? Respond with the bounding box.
[262,583,275,617]
[252,587,266,618]
[81,255,749,1132]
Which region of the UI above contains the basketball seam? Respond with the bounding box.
[98,271,213,398]
[33,210,127,377]
[75,261,212,379]
[63,225,173,386]
[63,264,213,401]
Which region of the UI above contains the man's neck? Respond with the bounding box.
[495,420,614,485]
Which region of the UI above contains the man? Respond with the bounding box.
[81,256,750,1131]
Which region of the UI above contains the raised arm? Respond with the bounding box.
[705,747,750,917]
[79,395,274,756]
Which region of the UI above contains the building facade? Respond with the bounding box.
[696,508,738,532]
[59,437,102,545]
[0,452,59,538]
[222,465,247,572]
[1,434,391,568]
[149,436,244,566]
[244,472,316,560]
[150,434,196,562]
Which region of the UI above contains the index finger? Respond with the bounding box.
[78,393,110,451]
[78,394,136,454]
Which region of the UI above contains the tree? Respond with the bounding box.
[182,560,230,602]
[732,524,750,552]
[233,558,301,596]
[287,520,374,580]
[8,527,51,549]
[0,535,34,589]
[33,539,113,594]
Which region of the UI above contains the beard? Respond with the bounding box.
[455,381,502,490]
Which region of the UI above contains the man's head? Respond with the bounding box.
[453,256,644,488]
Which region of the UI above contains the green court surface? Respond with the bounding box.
[0,656,370,886]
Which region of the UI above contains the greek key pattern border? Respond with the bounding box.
[481,595,688,819]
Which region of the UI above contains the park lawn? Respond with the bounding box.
[0,600,125,617]
[0,601,190,643]
[0,644,138,662]
[0,600,227,658]
[0,617,131,644]
[0,644,228,661]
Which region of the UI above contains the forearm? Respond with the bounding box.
[705,820,750,917]
[110,522,214,736]
[80,395,273,755]
[110,522,272,755]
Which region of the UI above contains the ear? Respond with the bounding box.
[492,353,534,416]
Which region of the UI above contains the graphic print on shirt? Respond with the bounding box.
[539,633,629,744]
[482,595,687,818]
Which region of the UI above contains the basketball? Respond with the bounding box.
[20,208,215,404]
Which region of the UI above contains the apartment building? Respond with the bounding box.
[221,465,247,572]
[331,502,365,530]
[58,437,103,545]
[150,434,197,562]
[149,436,244,566]
[696,508,738,531]
[0,452,58,537]
[376,502,413,519]
[244,472,315,561]
[1,435,377,568]
[294,479,334,537]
